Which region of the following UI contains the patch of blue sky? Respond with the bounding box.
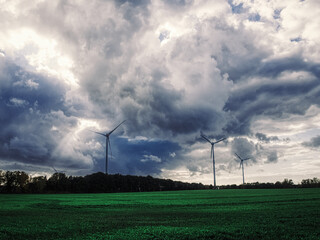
[228,0,244,14]
[248,14,261,22]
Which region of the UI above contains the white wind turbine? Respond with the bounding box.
[201,134,226,188]
[235,153,250,184]
[91,120,126,174]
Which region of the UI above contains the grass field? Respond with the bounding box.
[0,188,319,240]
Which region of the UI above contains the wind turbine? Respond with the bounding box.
[201,134,226,189]
[91,120,126,174]
[234,153,250,184]
[51,165,66,181]
[52,166,58,174]
[51,165,66,174]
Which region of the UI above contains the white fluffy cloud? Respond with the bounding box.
[141,155,162,163]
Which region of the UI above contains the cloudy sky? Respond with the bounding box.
[0,0,319,185]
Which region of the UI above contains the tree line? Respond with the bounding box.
[219,178,320,189]
[0,170,319,193]
[0,170,209,193]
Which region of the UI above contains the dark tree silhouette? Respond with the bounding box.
[47,173,68,192]
[29,176,47,193]
[0,169,319,193]
[301,177,320,188]
[3,171,29,193]
[0,170,4,185]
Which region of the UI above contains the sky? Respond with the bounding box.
[0,0,319,185]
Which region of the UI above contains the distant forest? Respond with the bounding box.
[0,170,319,194]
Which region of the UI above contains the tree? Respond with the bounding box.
[15,171,29,192]
[0,170,5,193]
[29,176,47,193]
[3,171,29,193]
[282,178,294,188]
[0,170,5,185]
[301,178,320,188]
[4,171,15,192]
[47,173,68,192]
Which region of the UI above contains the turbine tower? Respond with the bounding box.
[92,120,126,174]
[235,153,250,184]
[201,134,226,189]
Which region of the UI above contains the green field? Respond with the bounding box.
[0,189,319,240]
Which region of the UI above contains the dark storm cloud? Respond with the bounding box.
[91,136,182,175]
[223,58,320,135]
[0,58,65,131]
[121,80,224,138]
[225,76,319,116]
[67,1,233,142]
[231,138,256,162]
[115,0,151,34]
[255,133,279,143]
[217,42,320,84]
[302,135,320,149]
[222,114,251,136]
[230,137,279,166]
[82,0,320,147]
[1,0,231,176]
[257,57,320,79]
[0,58,90,170]
[265,150,278,163]
[214,44,269,86]
[0,60,67,115]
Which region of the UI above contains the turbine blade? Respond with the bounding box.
[239,161,242,169]
[214,137,226,144]
[52,166,58,173]
[243,158,250,161]
[108,120,126,135]
[211,145,213,158]
[234,152,242,160]
[89,130,106,137]
[201,134,212,144]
